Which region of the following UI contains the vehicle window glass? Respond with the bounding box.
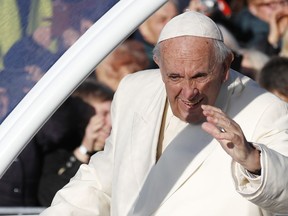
[0,0,117,124]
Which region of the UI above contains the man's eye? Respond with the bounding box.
[168,74,180,81]
[194,73,207,78]
[193,73,210,82]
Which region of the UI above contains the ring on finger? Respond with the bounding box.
[219,127,226,133]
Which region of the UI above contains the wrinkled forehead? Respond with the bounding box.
[158,36,218,67]
[159,35,216,53]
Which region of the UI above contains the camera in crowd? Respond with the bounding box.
[200,0,231,17]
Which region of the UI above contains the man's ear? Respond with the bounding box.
[153,55,160,67]
[222,52,234,82]
[223,68,230,83]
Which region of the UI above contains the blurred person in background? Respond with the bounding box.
[238,48,270,79]
[52,0,118,55]
[93,39,149,91]
[231,0,288,56]
[130,0,179,69]
[257,56,288,102]
[187,0,232,17]
[0,79,100,207]
[38,79,114,207]
[0,0,53,70]
[71,79,114,155]
[0,66,41,123]
[3,24,57,73]
[0,24,58,121]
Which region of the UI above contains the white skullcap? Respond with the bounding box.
[157,11,223,43]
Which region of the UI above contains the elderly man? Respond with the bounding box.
[41,11,288,216]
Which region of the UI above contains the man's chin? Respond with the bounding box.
[184,113,205,124]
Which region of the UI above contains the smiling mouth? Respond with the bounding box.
[181,98,203,108]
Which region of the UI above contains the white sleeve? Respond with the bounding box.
[232,144,288,214]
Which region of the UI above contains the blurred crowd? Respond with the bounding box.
[0,0,288,208]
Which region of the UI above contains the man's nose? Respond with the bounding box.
[181,81,200,99]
